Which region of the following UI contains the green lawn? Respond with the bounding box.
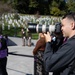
[2,26,39,39]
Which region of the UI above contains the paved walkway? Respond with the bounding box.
[7,37,52,75]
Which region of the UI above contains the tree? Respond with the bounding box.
[0,1,14,15]
[32,0,50,15]
[49,0,60,16]
[66,0,75,12]
[29,0,39,14]
[50,7,61,16]
[0,0,14,33]
[49,0,66,16]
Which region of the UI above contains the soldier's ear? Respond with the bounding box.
[71,22,75,30]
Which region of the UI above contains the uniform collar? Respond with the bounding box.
[68,35,75,40]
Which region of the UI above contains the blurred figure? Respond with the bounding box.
[4,34,8,46]
[33,33,47,75]
[34,11,40,19]
[27,30,32,47]
[0,32,8,75]
[21,28,26,46]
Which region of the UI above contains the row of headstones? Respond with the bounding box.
[1,13,61,30]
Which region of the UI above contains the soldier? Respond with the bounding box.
[21,28,26,46]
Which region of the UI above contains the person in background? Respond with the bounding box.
[43,12,75,75]
[4,34,8,46]
[34,11,40,19]
[33,33,47,75]
[0,32,8,75]
[21,28,26,46]
[27,30,32,47]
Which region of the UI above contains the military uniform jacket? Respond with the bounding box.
[44,35,75,75]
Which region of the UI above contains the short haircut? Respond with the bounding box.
[62,12,75,21]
